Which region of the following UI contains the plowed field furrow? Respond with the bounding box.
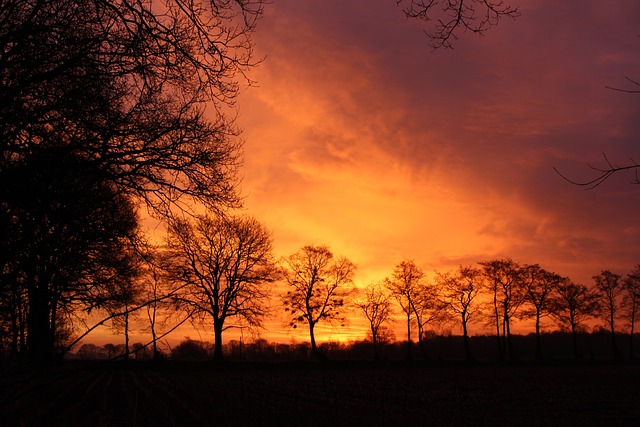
[2,362,639,426]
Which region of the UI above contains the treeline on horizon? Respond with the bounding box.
[1,0,639,370]
[73,331,640,364]
[3,233,640,365]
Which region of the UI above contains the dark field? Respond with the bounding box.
[1,361,639,426]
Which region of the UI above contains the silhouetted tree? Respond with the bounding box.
[166,214,276,361]
[0,0,263,364]
[386,259,424,360]
[172,339,210,361]
[623,265,640,359]
[0,0,260,213]
[0,150,141,364]
[479,258,524,360]
[103,343,117,359]
[140,257,176,361]
[354,283,394,360]
[105,273,144,359]
[551,279,599,359]
[411,281,444,359]
[281,245,355,360]
[397,0,520,49]
[437,266,483,360]
[131,342,152,360]
[76,343,107,360]
[521,265,561,360]
[593,270,624,359]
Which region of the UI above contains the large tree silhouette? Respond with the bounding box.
[1,0,258,212]
[165,214,276,361]
[281,245,355,360]
[0,150,141,364]
[0,0,263,363]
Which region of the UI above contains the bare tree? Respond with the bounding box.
[386,259,424,360]
[437,266,483,360]
[0,150,142,364]
[281,245,355,360]
[593,270,624,359]
[397,0,520,49]
[411,281,444,359]
[521,264,562,360]
[0,0,264,364]
[0,0,262,213]
[141,261,164,361]
[479,258,525,360]
[139,256,185,361]
[551,279,599,359]
[165,214,276,361]
[354,283,394,361]
[624,265,640,359]
[106,277,143,360]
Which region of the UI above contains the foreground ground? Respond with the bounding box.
[1,361,639,426]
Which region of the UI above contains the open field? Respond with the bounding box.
[2,361,639,426]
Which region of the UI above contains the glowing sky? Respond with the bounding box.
[239,0,640,289]
[92,0,640,347]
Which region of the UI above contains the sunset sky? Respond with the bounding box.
[228,0,640,342]
[98,0,640,347]
[239,0,640,282]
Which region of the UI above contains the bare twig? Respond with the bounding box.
[554,153,640,189]
[605,77,640,93]
[398,0,520,49]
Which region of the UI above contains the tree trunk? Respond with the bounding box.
[630,303,636,360]
[309,322,326,360]
[371,326,379,361]
[609,310,621,359]
[505,315,515,360]
[18,296,26,357]
[213,319,224,361]
[150,318,159,360]
[501,316,507,360]
[462,318,473,361]
[124,306,130,359]
[504,302,514,360]
[406,311,412,360]
[27,286,54,366]
[571,322,580,360]
[148,299,160,360]
[417,332,427,359]
[493,295,503,360]
[535,309,543,360]
[11,306,19,360]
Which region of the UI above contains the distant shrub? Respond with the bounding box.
[171,339,210,361]
[75,344,108,360]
